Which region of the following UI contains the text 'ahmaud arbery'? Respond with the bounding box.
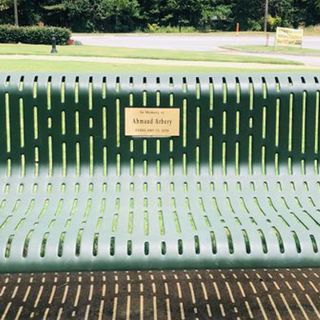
[133,118,172,126]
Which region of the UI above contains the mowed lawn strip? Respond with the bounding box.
[225,45,320,56]
[0,44,301,65]
[0,59,316,73]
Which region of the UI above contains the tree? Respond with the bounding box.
[0,0,11,11]
[40,1,67,26]
[97,0,140,32]
[165,0,208,30]
[0,0,318,32]
[268,0,294,27]
[233,0,264,30]
[0,0,57,26]
[63,0,140,32]
[201,2,233,31]
[139,0,166,26]
[62,0,95,31]
[0,0,23,25]
[293,0,320,26]
[13,0,18,25]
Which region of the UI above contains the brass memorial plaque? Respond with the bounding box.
[125,108,180,137]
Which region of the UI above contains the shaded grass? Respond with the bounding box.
[0,59,315,74]
[0,44,301,65]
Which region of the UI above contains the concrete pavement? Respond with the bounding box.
[73,34,320,51]
[72,33,320,68]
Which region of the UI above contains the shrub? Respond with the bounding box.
[0,25,71,45]
[267,15,283,31]
[145,24,196,33]
[146,23,160,33]
[247,19,262,31]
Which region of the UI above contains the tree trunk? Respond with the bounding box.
[14,0,19,26]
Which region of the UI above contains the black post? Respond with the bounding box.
[51,36,58,54]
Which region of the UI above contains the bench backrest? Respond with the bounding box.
[1,74,319,178]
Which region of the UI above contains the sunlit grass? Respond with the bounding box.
[225,45,320,56]
[0,43,301,65]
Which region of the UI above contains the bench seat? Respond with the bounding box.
[0,74,319,272]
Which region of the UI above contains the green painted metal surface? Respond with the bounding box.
[0,74,319,273]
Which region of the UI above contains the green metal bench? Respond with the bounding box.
[0,73,319,273]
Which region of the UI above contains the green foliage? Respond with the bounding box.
[233,0,264,30]
[292,0,320,27]
[63,0,140,32]
[138,0,165,26]
[0,0,11,11]
[205,3,233,30]
[146,24,196,33]
[232,0,295,31]
[267,15,283,31]
[97,0,140,32]
[268,0,294,27]
[62,0,95,31]
[0,25,71,44]
[146,23,160,32]
[164,0,207,29]
[0,0,318,32]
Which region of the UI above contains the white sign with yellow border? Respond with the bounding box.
[275,27,303,47]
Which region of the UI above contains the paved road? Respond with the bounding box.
[74,34,320,51]
[73,34,320,67]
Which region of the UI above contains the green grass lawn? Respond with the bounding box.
[0,44,301,65]
[0,59,217,73]
[0,59,316,74]
[225,45,320,56]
